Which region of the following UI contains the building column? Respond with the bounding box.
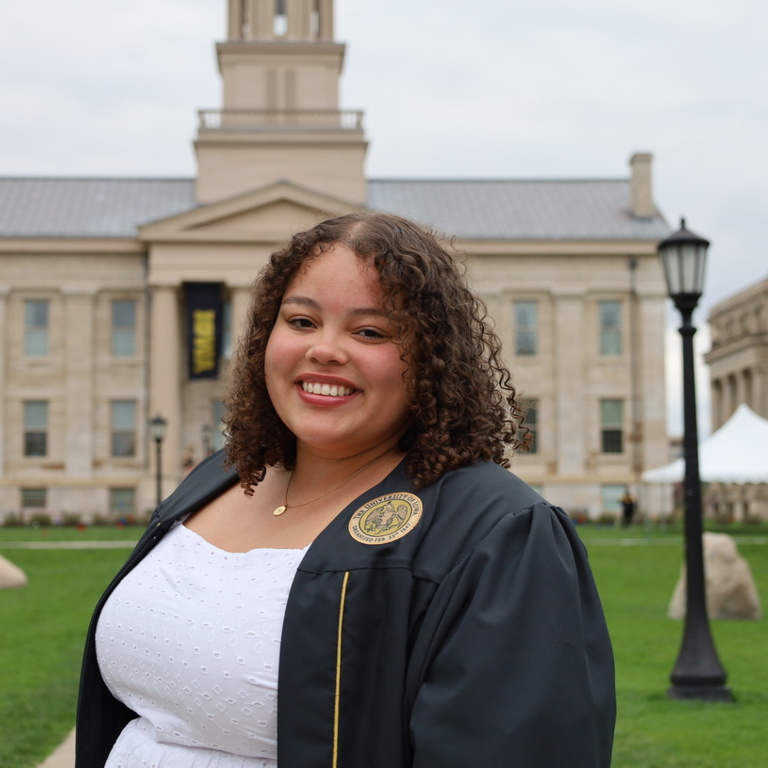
[710,378,723,431]
[753,365,767,419]
[252,0,272,39]
[149,285,182,500]
[227,0,240,39]
[726,374,737,420]
[734,369,746,409]
[230,285,252,355]
[63,289,95,478]
[318,0,334,39]
[553,292,586,475]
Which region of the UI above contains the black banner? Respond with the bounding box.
[185,283,223,380]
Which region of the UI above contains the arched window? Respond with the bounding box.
[274,0,287,37]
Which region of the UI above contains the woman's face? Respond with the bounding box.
[264,244,413,460]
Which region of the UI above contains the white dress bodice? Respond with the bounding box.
[96,522,307,768]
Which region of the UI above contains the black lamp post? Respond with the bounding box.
[201,423,213,457]
[149,414,168,509]
[658,219,732,701]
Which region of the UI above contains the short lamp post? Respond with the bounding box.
[201,423,213,457]
[658,219,732,701]
[149,414,168,509]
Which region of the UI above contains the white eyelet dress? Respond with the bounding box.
[95,523,308,768]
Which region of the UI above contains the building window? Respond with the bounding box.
[21,487,47,510]
[601,485,624,517]
[23,401,48,457]
[111,401,137,457]
[600,399,623,453]
[514,301,537,356]
[111,300,137,356]
[599,301,622,356]
[24,300,49,356]
[521,399,538,454]
[274,0,287,36]
[110,487,136,518]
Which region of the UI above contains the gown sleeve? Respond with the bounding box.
[408,502,615,768]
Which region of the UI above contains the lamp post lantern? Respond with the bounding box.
[149,414,168,509]
[658,219,732,702]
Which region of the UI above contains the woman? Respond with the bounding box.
[77,212,615,767]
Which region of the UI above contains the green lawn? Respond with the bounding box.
[1,523,766,767]
[0,527,140,768]
[582,525,768,768]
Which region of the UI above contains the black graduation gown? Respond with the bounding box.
[76,451,615,768]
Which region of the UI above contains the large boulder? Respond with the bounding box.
[0,555,27,589]
[669,532,761,620]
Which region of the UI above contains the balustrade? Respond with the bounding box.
[198,109,363,131]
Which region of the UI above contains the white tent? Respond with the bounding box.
[643,404,768,484]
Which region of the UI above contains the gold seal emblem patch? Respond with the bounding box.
[348,492,423,545]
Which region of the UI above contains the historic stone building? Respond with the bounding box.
[702,279,768,522]
[0,0,671,522]
[706,278,768,430]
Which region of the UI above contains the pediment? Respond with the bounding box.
[139,181,361,243]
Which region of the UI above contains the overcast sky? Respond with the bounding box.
[1,0,764,435]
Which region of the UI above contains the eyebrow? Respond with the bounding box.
[281,295,388,319]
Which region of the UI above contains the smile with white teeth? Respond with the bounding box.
[301,381,354,397]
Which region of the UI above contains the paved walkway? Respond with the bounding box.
[37,728,75,768]
[1,540,134,549]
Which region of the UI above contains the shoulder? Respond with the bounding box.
[412,461,567,577]
[152,449,239,528]
[422,460,546,527]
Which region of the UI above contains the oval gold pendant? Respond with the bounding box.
[273,505,287,516]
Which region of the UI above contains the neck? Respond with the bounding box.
[291,443,402,492]
[271,443,403,517]
[295,437,403,475]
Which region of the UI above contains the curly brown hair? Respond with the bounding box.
[224,211,529,492]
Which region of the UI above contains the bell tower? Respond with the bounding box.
[194,0,368,204]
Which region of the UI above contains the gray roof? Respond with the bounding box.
[0,177,670,241]
[369,179,671,240]
[0,178,197,238]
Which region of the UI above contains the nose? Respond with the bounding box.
[306,328,348,365]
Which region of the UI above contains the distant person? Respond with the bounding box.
[621,488,636,527]
[76,212,615,768]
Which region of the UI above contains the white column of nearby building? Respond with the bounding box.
[149,285,182,499]
[710,378,723,431]
[636,293,668,472]
[553,292,586,476]
[230,285,253,353]
[63,289,95,479]
[753,366,767,418]
[734,370,747,411]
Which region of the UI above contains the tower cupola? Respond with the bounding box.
[194,0,367,204]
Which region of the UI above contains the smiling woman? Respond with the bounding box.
[264,243,413,465]
[75,212,616,768]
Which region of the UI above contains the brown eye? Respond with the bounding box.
[288,317,315,329]
[356,328,386,340]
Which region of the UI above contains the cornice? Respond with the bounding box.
[0,238,144,254]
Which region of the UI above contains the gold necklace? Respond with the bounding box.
[273,451,393,516]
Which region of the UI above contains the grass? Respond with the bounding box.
[0,522,766,767]
[582,525,768,768]
[0,527,140,768]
